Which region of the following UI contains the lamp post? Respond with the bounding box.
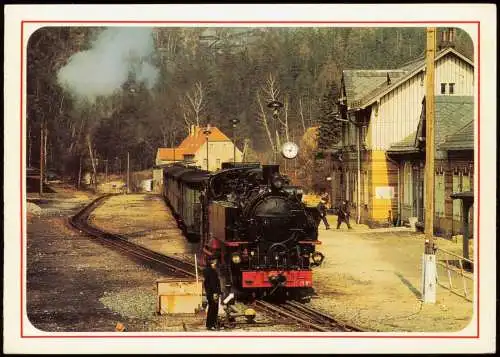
[267,100,284,164]
[203,124,212,171]
[326,176,333,210]
[230,118,240,165]
[334,115,362,225]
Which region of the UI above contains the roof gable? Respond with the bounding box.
[176,126,232,155]
[361,47,474,108]
[342,70,407,108]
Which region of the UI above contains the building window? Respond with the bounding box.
[203,159,208,169]
[452,170,472,222]
[403,163,413,206]
[435,172,445,217]
[216,158,221,168]
[449,83,455,94]
[440,83,447,94]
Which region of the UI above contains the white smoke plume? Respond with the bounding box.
[57,27,159,103]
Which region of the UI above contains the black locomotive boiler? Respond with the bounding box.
[162,163,324,299]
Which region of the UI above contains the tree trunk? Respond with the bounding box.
[43,127,48,184]
[77,155,82,189]
[87,135,97,187]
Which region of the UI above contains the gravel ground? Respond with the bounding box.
[27,186,472,333]
[27,189,304,332]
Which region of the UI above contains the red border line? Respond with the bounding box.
[22,20,480,24]
[20,20,481,339]
[20,20,25,338]
[476,21,480,338]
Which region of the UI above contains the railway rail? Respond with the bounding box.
[69,194,366,333]
[69,194,196,279]
[254,300,365,332]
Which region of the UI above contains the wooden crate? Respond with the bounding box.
[156,279,202,314]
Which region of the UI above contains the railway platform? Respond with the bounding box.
[312,212,474,332]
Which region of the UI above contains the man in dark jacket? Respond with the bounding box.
[336,200,352,229]
[203,257,221,330]
[317,199,330,229]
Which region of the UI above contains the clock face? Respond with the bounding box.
[281,142,299,159]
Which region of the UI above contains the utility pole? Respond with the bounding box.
[422,27,437,304]
[127,152,130,194]
[105,159,108,183]
[230,119,240,165]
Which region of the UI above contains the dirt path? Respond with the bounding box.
[310,217,474,332]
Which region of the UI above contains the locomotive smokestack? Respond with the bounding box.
[262,164,280,185]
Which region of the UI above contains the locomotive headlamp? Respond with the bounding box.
[311,252,325,265]
[231,253,242,264]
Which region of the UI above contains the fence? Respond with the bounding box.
[435,247,474,302]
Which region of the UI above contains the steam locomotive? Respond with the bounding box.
[162,162,324,300]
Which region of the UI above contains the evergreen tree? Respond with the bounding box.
[317,82,342,151]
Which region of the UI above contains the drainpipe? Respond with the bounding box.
[386,153,401,226]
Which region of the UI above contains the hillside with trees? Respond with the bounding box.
[27,27,474,190]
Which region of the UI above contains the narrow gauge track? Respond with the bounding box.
[254,300,365,332]
[69,194,196,279]
[69,194,366,332]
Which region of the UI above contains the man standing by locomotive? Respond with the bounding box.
[203,257,221,330]
[336,200,352,229]
[317,198,330,230]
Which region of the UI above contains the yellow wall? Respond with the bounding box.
[369,151,399,224]
[195,141,243,171]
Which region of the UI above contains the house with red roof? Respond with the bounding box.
[155,125,242,171]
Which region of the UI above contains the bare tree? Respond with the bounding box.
[259,73,290,149]
[185,81,205,127]
[298,96,307,134]
[256,90,275,153]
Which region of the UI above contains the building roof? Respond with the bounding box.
[360,47,474,108]
[342,70,408,108]
[434,96,474,147]
[157,148,185,161]
[177,126,231,155]
[388,96,474,155]
[439,120,474,150]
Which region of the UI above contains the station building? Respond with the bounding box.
[328,46,475,237]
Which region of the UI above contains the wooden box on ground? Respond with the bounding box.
[156,279,202,315]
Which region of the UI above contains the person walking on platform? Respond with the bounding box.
[317,198,330,230]
[203,257,222,330]
[336,200,352,229]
